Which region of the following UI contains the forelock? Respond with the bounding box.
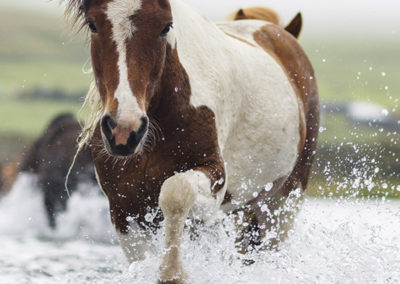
[65,0,92,29]
[106,0,142,40]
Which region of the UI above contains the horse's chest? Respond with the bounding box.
[92,156,168,231]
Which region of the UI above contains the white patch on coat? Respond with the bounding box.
[160,170,225,223]
[166,26,177,49]
[106,0,144,122]
[169,0,301,211]
[158,170,225,281]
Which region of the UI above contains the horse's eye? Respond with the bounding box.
[87,20,98,34]
[160,23,173,37]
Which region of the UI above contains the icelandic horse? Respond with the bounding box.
[64,0,319,282]
[0,114,96,228]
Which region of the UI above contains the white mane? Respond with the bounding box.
[77,81,102,151]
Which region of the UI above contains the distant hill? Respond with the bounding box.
[0,7,398,108]
[0,10,88,62]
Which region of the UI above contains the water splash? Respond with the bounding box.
[0,174,399,283]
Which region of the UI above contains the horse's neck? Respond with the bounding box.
[149,1,221,118]
[170,0,227,58]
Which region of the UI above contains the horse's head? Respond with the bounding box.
[69,0,173,156]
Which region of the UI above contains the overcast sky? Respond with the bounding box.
[2,0,399,37]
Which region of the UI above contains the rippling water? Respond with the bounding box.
[1,174,399,283]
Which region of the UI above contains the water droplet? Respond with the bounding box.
[265,183,273,192]
[144,213,153,222]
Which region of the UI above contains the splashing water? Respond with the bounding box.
[0,174,399,283]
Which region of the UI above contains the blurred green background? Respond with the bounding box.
[0,1,399,198]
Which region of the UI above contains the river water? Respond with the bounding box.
[0,174,399,283]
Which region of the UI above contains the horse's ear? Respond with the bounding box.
[236,9,245,19]
[285,12,302,39]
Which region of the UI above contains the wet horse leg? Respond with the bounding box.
[158,170,225,283]
[237,179,305,253]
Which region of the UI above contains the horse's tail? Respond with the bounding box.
[225,7,303,39]
[0,159,19,196]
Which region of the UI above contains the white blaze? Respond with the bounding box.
[106,0,143,121]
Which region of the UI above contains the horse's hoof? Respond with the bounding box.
[158,279,185,284]
[158,267,188,284]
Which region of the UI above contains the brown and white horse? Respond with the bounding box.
[65,0,319,282]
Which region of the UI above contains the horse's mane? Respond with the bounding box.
[65,81,101,196]
[64,0,91,30]
[77,82,102,150]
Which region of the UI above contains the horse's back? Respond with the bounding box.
[215,20,319,210]
[203,21,299,210]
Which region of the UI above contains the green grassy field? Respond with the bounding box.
[0,97,81,136]
[0,59,91,95]
[302,37,400,109]
[307,176,400,199]
[0,10,90,95]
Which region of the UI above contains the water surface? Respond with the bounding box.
[1,174,399,283]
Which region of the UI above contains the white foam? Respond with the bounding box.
[0,175,399,283]
[0,173,115,242]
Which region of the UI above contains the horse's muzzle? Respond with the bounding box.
[101,115,148,156]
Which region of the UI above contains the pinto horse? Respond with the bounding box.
[65,0,319,282]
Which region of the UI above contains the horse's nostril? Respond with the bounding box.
[101,115,117,140]
[138,116,149,135]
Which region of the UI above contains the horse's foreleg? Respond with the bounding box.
[117,223,154,263]
[158,169,225,283]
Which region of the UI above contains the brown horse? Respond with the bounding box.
[0,160,19,197]
[226,7,303,39]
[2,114,96,228]
[65,1,319,283]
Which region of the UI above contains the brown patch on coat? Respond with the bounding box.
[253,24,320,192]
[125,1,173,112]
[90,46,226,233]
[228,24,320,252]
[86,2,120,113]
